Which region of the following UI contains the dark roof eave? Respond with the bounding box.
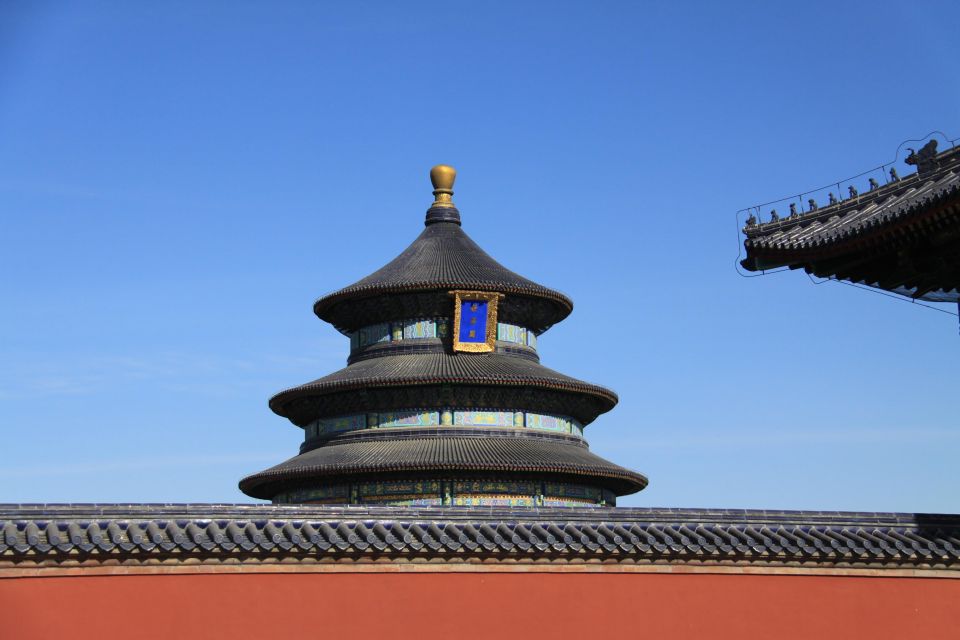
[309,221,575,332]
[240,461,648,499]
[742,196,960,270]
[314,283,573,320]
[238,436,648,499]
[267,352,619,425]
[741,147,960,260]
[270,375,618,417]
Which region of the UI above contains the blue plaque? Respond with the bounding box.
[458,300,488,343]
[450,290,502,353]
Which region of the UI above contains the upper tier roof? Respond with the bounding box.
[313,169,573,333]
[741,141,960,301]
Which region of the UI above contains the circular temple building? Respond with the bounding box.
[239,165,647,506]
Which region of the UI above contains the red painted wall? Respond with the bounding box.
[2,572,958,639]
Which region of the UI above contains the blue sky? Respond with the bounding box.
[1,1,957,511]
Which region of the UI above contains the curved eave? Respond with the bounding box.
[311,221,574,332]
[743,194,959,267]
[741,158,960,269]
[269,353,618,425]
[315,282,573,331]
[239,436,648,499]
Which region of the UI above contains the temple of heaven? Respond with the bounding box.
[4,161,960,639]
[239,165,647,506]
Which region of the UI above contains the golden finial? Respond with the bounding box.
[430,164,456,209]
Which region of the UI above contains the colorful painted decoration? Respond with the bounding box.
[315,414,367,436]
[306,409,583,439]
[454,410,515,427]
[497,323,526,345]
[349,318,536,351]
[377,410,439,428]
[403,319,437,339]
[357,323,389,347]
[274,479,614,507]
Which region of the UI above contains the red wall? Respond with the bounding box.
[2,572,958,639]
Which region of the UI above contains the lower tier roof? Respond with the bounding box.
[239,435,647,499]
[270,352,618,426]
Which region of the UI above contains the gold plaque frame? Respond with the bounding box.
[450,290,502,353]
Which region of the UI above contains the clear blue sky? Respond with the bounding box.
[1,2,957,511]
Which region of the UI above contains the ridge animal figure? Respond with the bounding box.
[906,139,939,176]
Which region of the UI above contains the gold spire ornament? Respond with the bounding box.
[430,164,457,209]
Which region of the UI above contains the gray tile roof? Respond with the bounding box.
[238,435,648,499]
[740,144,960,300]
[3,505,958,569]
[744,164,960,254]
[313,221,573,333]
[269,352,618,426]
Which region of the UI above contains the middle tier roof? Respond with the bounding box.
[270,352,618,427]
